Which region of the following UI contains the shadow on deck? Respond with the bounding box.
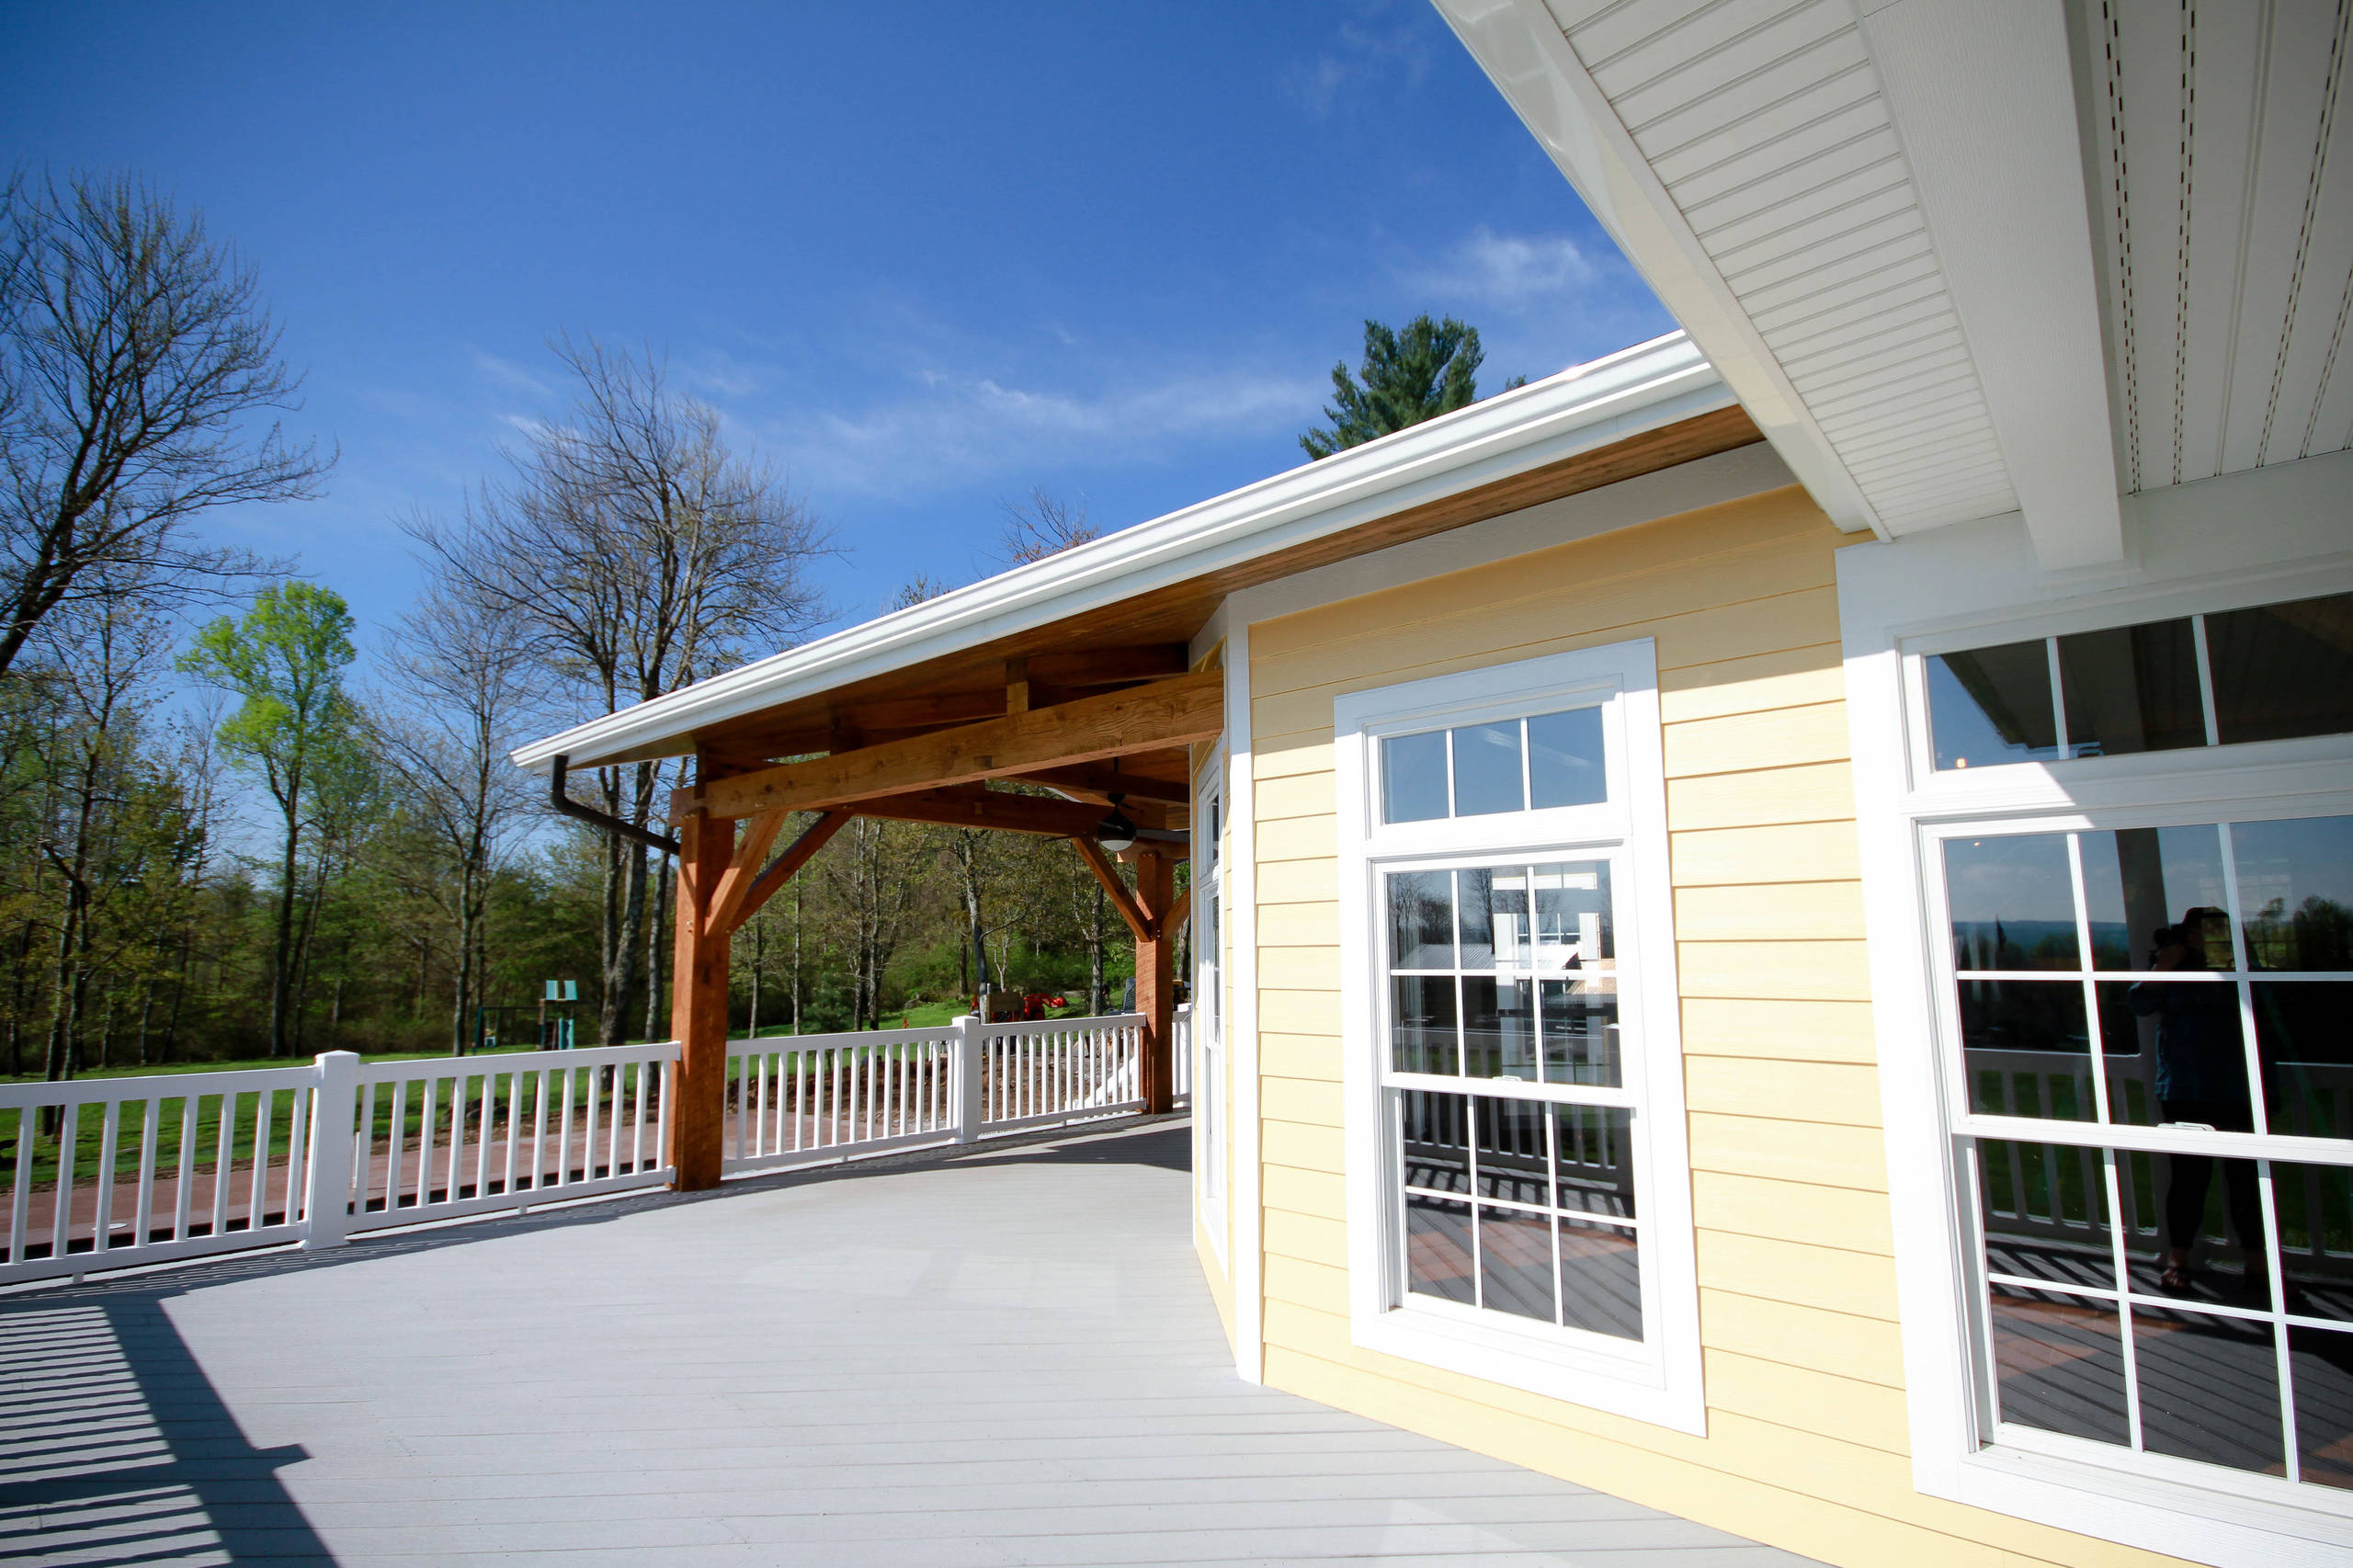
[5,1119,1821,1567]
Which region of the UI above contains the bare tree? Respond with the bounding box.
[376,591,534,1054]
[996,487,1097,565]
[411,337,833,1045]
[0,170,327,676]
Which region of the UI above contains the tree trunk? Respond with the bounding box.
[269,795,301,1058]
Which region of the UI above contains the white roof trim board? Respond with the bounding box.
[513,332,1733,772]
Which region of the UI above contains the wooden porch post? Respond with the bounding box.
[1132,846,1177,1115]
[669,801,736,1191]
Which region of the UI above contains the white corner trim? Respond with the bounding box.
[1221,616,1266,1386]
[512,333,1730,772]
[1328,640,1705,1437]
[1430,0,1882,540]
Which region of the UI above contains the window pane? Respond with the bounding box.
[2057,619,2204,757]
[2118,1149,2264,1306]
[1551,1105,1635,1220]
[1961,982,2095,1119]
[1450,720,1524,816]
[1557,1217,1641,1341]
[1484,867,1531,970]
[1391,976,1460,1075]
[1977,1138,2114,1289]
[1461,975,1537,1080]
[1381,730,1449,824]
[2094,983,2159,1126]
[2271,1163,2353,1325]
[2208,590,2353,746]
[2255,982,2351,1142]
[2133,1305,2284,1475]
[1988,1285,2128,1446]
[1530,860,1611,971]
[1540,979,1620,1086]
[1388,869,1455,969]
[1404,1194,1475,1305]
[1527,707,1606,808]
[2233,815,2353,972]
[1457,868,1496,969]
[2289,1326,2353,1491]
[2114,974,2253,1118]
[1478,1205,1556,1323]
[1397,1090,1469,1194]
[1472,1097,1550,1206]
[1945,834,2080,971]
[1927,641,2058,770]
[2080,824,2228,971]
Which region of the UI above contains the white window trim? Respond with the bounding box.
[1334,639,1703,1436]
[1840,485,2353,1568]
[1195,744,1229,1265]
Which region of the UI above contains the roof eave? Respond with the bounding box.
[511,330,1727,773]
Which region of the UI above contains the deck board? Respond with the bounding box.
[6,1119,1822,1566]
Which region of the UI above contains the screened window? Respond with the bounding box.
[1925,590,2353,770]
[1938,812,2353,1493]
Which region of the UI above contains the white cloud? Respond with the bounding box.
[472,351,554,397]
[1411,226,1597,308]
[753,362,1323,499]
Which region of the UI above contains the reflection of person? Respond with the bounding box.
[2130,907,2261,1290]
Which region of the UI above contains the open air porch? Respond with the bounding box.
[6,1117,1822,1567]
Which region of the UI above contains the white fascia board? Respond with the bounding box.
[510,333,1731,772]
[1861,0,2126,570]
[1431,0,1885,540]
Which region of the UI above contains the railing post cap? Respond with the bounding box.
[314,1050,361,1066]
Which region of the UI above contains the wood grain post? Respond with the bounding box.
[668,802,736,1191]
[1132,846,1177,1115]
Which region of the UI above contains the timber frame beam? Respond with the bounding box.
[672,671,1222,823]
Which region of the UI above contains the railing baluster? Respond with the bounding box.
[8,1108,31,1265]
[174,1096,196,1241]
[51,1105,76,1262]
[248,1087,272,1233]
[502,1069,521,1197]
[530,1067,549,1190]
[477,1072,495,1201]
[556,1067,574,1187]
[284,1085,310,1226]
[94,1100,120,1254]
[211,1094,234,1235]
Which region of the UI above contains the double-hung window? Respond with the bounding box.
[1892,585,2353,1559]
[1336,641,1702,1433]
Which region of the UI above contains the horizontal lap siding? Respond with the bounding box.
[1244,486,2164,1567]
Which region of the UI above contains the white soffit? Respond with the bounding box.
[2081,0,2353,494]
[1437,0,2130,567]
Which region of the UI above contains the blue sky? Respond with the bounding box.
[1,2,1668,664]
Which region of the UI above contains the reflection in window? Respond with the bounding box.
[1927,641,2059,770]
[1945,834,2079,971]
[2080,824,2229,971]
[1961,982,2094,1119]
[2135,1306,2285,1474]
[2058,619,2205,757]
[2232,815,2353,972]
[1377,707,1609,824]
[1990,1286,2128,1445]
[2290,1328,2353,1491]
[2207,591,2353,746]
[1979,1138,2113,1289]
[2255,983,2351,1140]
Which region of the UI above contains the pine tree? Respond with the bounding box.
[1299,315,1518,459]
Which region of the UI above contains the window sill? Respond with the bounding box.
[1934,1437,2353,1568]
[1349,1297,1707,1437]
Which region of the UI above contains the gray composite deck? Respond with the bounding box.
[4,1118,1822,1567]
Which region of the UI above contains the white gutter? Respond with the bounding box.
[511,330,1730,772]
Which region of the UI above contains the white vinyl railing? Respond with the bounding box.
[724,1024,959,1174]
[2,1063,320,1284]
[978,1014,1143,1134]
[6,1007,1184,1283]
[1,1040,679,1285]
[348,1043,676,1234]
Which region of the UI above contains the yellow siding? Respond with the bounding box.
[1240,485,2177,1568]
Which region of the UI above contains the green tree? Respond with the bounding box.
[1299,314,1519,460]
[177,581,358,1057]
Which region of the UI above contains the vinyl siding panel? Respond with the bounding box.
[1235,483,2149,1567]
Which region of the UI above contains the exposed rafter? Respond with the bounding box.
[672,673,1222,823]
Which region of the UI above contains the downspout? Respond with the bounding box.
[550,754,682,856]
